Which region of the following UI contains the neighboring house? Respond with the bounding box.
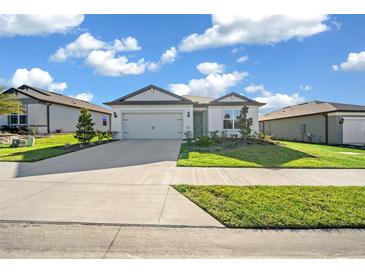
[259,101,365,145]
[105,84,265,139]
[0,85,111,133]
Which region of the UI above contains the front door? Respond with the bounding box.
[193,112,204,137]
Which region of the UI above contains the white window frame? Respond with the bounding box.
[8,105,28,126]
[223,109,241,130]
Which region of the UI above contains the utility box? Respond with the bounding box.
[27,136,35,147]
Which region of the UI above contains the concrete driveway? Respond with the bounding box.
[0,140,222,227]
[1,139,365,227]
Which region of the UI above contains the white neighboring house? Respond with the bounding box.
[0,85,111,133]
[105,85,265,139]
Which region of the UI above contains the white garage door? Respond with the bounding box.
[122,113,183,139]
[343,117,365,145]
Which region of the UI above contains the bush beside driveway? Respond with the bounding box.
[173,185,365,229]
[177,140,365,168]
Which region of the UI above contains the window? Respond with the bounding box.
[102,116,108,126]
[8,105,28,126]
[223,109,242,130]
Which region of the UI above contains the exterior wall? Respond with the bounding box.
[110,104,193,139]
[49,104,110,133]
[260,114,326,143]
[124,88,181,101]
[327,115,342,144]
[207,105,259,136]
[27,102,48,133]
[0,115,7,126]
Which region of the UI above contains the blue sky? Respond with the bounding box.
[0,14,364,113]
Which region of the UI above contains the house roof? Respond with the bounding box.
[260,101,365,121]
[104,84,193,105]
[5,85,111,115]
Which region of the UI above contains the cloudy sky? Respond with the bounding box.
[1,14,364,113]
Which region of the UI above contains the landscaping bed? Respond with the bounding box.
[0,133,114,162]
[173,185,365,229]
[178,139,365,168]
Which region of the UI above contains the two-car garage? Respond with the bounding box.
[122,113,183,139]
[105,85,194,140]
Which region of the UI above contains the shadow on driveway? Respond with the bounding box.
[16,140,181,178]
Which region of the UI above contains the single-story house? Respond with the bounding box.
[0,85,111,133]
[259,101,365,145]
[105,84,265,139]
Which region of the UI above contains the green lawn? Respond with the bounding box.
[173,185,365,229]
[0,134,92,162]
[177,141,365,168]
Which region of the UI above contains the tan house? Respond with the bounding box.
[259,101,365,145]
[0,85,111,133]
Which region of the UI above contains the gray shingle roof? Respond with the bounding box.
[8,85,111,114]
[260,101,365,121]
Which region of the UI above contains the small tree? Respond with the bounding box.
[75,108,95,144]
[0,91,23,115]
[235,106,253,140]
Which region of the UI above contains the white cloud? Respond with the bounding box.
[0,15,84,37]
[50,32,141,62]
[246,84,305,113]
[110,37,141,52]
[70,92,94,102]
[160,47,177,63]
[148,47,178,71]
[231,46,245,54]
[299,85,312,91]
[236,55,248,63]
[169,68,248,98]
[196,62,225,75]
[86,46,177,76]
[49,82,68,92]
[85,50,147,77]
[10,68,67,92]
[332,51,365,72]
[244,84,265,93]
[179,15,330,52]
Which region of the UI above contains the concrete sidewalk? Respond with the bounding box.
[1,223,364,258]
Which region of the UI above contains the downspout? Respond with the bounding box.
[109,114,112,132]
[323,113,328,144]
[46,103,52,134]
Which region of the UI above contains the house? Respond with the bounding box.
[0,85,111,133]
[105,84,265,139]
[259,101,365,145]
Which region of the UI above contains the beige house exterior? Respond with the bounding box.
[105,85,265,139]
[1,85,111,133]
[259,101,365,145]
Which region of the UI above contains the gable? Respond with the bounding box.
[217,95,247,103]
[124,87,182,102]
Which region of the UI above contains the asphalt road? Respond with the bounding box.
[1,222,364,258]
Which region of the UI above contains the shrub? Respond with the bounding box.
[75,108,96,144]
[220,130,228,139]
[196,136,212,147]
[235,106,253,140]
[184,131,193,145]
[96,130,107,142]
[259,133,272,141]
[210,130,219,143]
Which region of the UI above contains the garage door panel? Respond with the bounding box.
[123,113,183,139]
[343,117,365,145]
